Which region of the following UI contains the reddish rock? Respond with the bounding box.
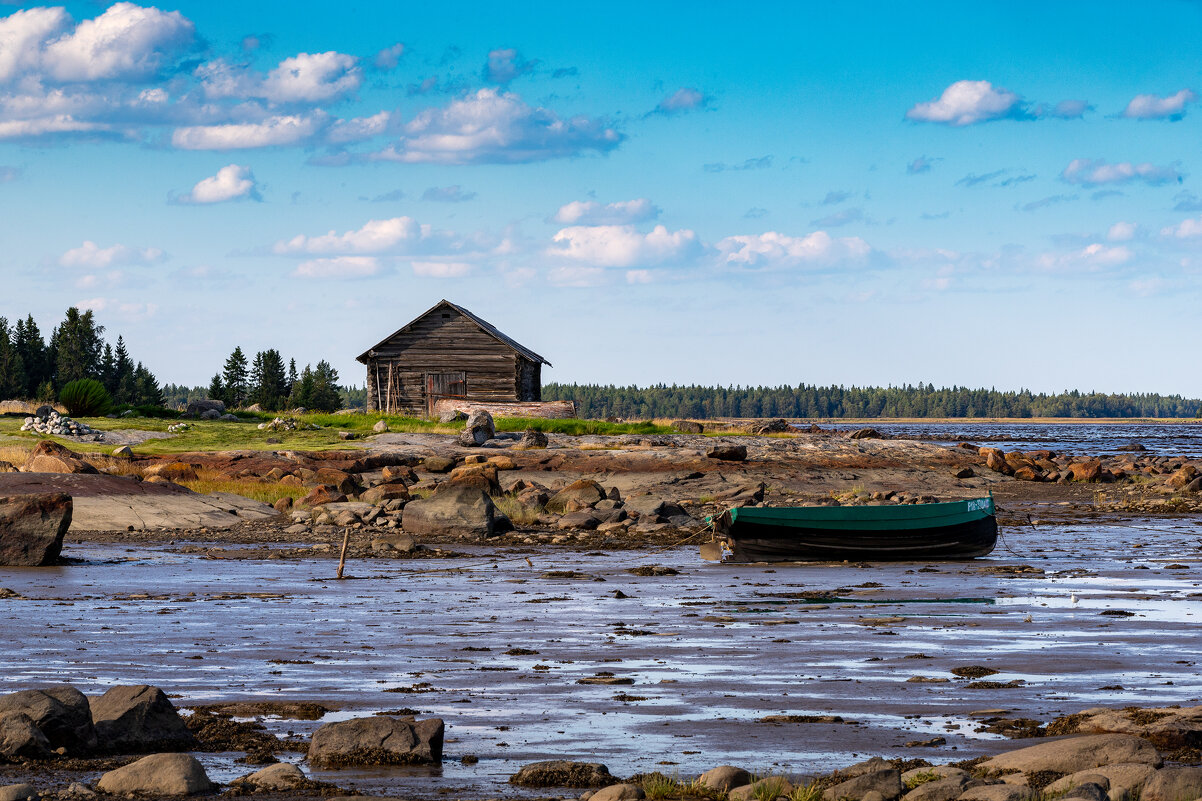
[446,464,501,495]
[1167,465,1198,490]
[0,493,72,566]
[979,447,1013,475]
[545,479,607,513]
[302,485,346,506]
[21,441,98,475]
[279,475,303,487]
[1068,460,1103,482]
[1012,466,1042,482]
[145,463,199,482]
[381,465,417,484]
[359,483,411,504]
[273,497,293,513]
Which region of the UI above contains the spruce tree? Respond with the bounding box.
[112,336,134,403]
[12,315,48,398]
[291,365,315,409]
[287,358,298,399]
[309,360,342,412]
[0,318,27,399]
[132,362,165,407]
[51,307,105,387]
[207,374,227,404]
[222,346,249,408]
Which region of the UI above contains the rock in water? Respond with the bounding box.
[509,760,615,788]
[0,687,97,754]
[96,753,213,796]
[307,716,443,768]
[0,493,71,566]
[458,409,496,447]
[401,487,510,539]
[89,685,197,753]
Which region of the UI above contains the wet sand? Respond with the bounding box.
[2,518,1200,797]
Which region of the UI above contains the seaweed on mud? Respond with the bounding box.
[1124,707,1173,725]
[184,709,287,755]
[951,666,1000,679]
[1045,713,1091,737]
[310,748,431,769]
[192,701,331,720]
[965,680,1025,690]
[1025,770,1067,790]
[627,565,680,576]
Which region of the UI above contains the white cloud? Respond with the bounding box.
[261,51,360,104]
[275,217,422,255]
[41,3,194,83]
[373,43,405,71]
[0,6,70,83]
[293,256,380,279]
[1122,89,1197,120]
[716,230,871,270]
[326,111,391,144]
[1161,216,1202,239]
[412,261,471,277]
[906,80,1027,126]
[60,240,164,268]
[172,114,323,150]
[0,114,107,140]
[549,224,700,268]
[553,198,659,226]
[178,164,259,204]
[484,48,535,84]
[654,87,710,114]
[1061,158,1180,187]
[1047,99,1092,119]
[625,269,653,284]
[1037,243,1132,270]
[374,88,622,164]
[1106,221,1137,242]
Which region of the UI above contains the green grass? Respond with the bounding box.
[0,411,675,454]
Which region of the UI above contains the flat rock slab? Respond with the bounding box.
[0,474,277,531]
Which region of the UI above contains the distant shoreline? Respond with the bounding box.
[708,416,1202,425]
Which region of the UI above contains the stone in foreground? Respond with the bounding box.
[307,716,443,768]
[698,766,751,792]
[0,493,71,566]
[232,762,308,791]
[0,687,96,754]
[1141,767,1202,801]
[0,712,52,760]
[592,783,645,801]
[509,760,615,788]
[980,734,1161,775]
[401,486,510,539]
[0,784,37,801]
[89,685,197,753]
[96,753,213,796]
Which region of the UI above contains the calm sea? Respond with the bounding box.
[810,421,1202,458]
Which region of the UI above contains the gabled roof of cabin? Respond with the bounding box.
[356,299,551,366]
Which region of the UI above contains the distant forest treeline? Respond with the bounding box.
[542,383,1202,420]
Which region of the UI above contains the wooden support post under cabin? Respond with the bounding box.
[386,362,393,414]
[336,529,350,579]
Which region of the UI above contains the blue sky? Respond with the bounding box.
[2,1,1201,395]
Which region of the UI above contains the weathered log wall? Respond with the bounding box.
[432,399,577,419]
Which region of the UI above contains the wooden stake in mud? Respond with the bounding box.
[336,528,350,579]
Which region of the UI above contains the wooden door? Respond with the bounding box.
[425,372,467,415]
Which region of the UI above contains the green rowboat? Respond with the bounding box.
[710,496,997,562]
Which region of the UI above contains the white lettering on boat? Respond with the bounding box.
[966,499,991,512]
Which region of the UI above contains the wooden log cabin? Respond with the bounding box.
[356,300,551,415]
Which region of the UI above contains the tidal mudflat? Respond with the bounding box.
[2,517,1199,797]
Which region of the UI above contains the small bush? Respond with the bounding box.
[642,773,682,801]
[790,783,823,801]
[59,379,112,417]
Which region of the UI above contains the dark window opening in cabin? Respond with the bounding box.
[441,313,451,318]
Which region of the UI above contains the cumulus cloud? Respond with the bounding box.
[274,217,423,255]
[716,230,871,270]
[484,48,536,84]
[653,87,710,115]
[1061,158,1181,187]
[1160,216,1202,239]
[1037,243,1132,270]
[373,88,622,164]
[906,80,1029,126]
[176,164,260,204]
[172,114,324,149]
[0,6,70,83]
[39,3,194,83]
[326,111,392,144]
[549,224,700,268]
[552,198,659,226]
[261,51,361,104]
[1107,221,1137,241]
[373,43,405,71]
[422,185,476,203]
[293,256,380,279]
[1122,89,1197,120]
[60,240,164,268]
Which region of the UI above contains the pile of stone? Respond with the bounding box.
[258,417,319,432]
[19,408,104,442]
[978,446,1202,492]
[167,422,191,433]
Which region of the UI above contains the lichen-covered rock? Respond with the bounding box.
[510,760,614,788]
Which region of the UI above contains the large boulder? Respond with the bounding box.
[184,399,225,418]
[458,409,496,447]
[509,760,614,788]
[0,712,52,760]
[232,762,307,791]
[902,775,971,801]
[823,769,901,801]
[402,487,510,539]
[545,479,607,513]
[307,716,443,768]
[1047,706,1202,751]
[0,493,71,566]
[89,685,197,753]
[359,482,411,504]
[1046,765,1157,801]
[0,687,97,754]
[980,734,1160,775]
[1141,767,1202,801]
[706,444,748,461]
[698,766,751,792]
[96,753,213,796]
[593,784,646,801]
[20,441,97,475]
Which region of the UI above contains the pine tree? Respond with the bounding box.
[287,358,298,399]
[0,317,27,399]
[249,349,287,410]
[111,336,134,403]
[51,307,105,387]
[100,344,117,396]
[222,346,249,408]
[12,315,48,398]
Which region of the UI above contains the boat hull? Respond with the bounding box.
[714,498,998,562]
